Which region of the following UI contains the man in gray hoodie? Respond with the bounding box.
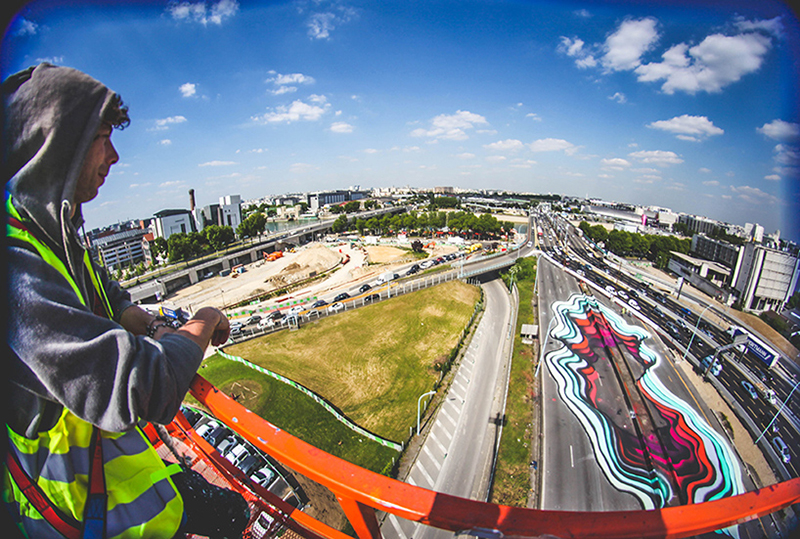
[4,63,248,538]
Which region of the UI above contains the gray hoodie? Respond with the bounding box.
[5,64,202,438]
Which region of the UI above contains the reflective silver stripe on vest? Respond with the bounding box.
[12,430,151,484]
[106,478,179,538]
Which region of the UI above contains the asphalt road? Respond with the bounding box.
[382,278,512,539]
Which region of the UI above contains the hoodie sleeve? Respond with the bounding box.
[93,260,135,322]
[8,245,204,433]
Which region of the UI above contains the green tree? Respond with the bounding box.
[167,233,193,263]
[606,230,632,254]
[332,214,349,234]
[344,200,361,213]
[150,236,168,261]
[237,212,267,238]
[203,225,235,251]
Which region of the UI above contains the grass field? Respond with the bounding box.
[491,259,537,506]
[197,279,480,470]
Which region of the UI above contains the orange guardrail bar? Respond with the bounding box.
[189,374,800,539]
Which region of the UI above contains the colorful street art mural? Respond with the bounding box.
[545,294,745,522]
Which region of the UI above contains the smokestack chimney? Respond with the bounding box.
[189,189,196,211]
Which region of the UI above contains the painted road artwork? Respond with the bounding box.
[545,294,744,532]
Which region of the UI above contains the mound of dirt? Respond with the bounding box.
[365,245,409,264]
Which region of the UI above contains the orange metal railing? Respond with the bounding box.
[188,374,800,539]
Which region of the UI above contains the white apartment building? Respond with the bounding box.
[219,195,242,230]
[733,242,800,312]
[153,209,194,240]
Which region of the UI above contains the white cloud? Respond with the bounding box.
[647,115,723,141]
[600,157,631,169]
[486,156,507,163]
[558,36,597,69]
[730,184,779,205]
[151,115,187,131]
[266,71,315,95]
[410,110,488,141]
[562,16,778,95]
[699,167,712,173]
[601,18,659,72]
[306,4,358,40]
[734,16,783,37]
[529,138,577,154]
[634,32,772,94]
[484,139,525,152]
[179,83,197,97]
[628,149,684,166]
[574,9,591,18]
[757,119,800,141]
[456,153,476,160]
[159,139,172,146]
[199,160,237,166]
[330,122,354,133]
[252,98,330,124]
[363,148,379,154]
[702,180,719,186]
[12,17,38,36]
[167,0,239,25]
[764,174,781,181]
[774,144,800,167]
[526,113,542,121]
[608,92,627,104]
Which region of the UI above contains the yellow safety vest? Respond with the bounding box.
[4,196,184,539]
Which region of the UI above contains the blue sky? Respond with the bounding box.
[3,0,799,240]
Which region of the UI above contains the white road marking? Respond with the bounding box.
[570,445,574,468]
[430,431,449,454]
[423,444,441,470]
[388,514,407,539]
[417,459,436,487]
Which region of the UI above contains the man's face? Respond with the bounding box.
[73,122,119,212]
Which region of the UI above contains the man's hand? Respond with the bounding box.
[210,311,230,347]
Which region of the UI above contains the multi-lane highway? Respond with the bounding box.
[533,212,795,538]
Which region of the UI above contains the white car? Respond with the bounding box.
[258,317,274,329]
[327,302,343,313]
[628,299,639,310]
[419,260,434,269]
[617,290,629,300]
[225,443,249,466]
[605,285,616,295]
[287,305,305,317]
[250,466,277,488]
[194,421,219,439]
[230,321,244,331]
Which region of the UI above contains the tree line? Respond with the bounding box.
[331,210,515,239]
[578,221,690,268]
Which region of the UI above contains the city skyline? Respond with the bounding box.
[3,0,799,239]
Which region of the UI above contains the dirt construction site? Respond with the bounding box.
[165,241,459,319]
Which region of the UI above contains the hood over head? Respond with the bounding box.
[4,63,121,248]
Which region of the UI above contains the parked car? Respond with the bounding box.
[420,260,434,269]
[333,292,350,302]
[741,381,759,399]
[230,326,242,336]
[268,310,284,321]
[258,317,274,329]
[230,321,244,330]
[312,299,328,308]
[238,454,264,476]
[246,314,262,325]
[204,426,229,447]
[225,443,250,466]
[328,302,343,313]
[180,405,201,426]
[195,421,219,439]
[359,283,371,293]
[287,305,304,317]
[406,264,420,275]
[773,437,791,463]
[216,436,237,456]
[250,466,277,489]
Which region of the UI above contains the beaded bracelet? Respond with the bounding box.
[146,316,170,338]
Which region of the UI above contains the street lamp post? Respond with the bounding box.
[755,379,800,444]
[417,391,436,435]
[681,304,713,363]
